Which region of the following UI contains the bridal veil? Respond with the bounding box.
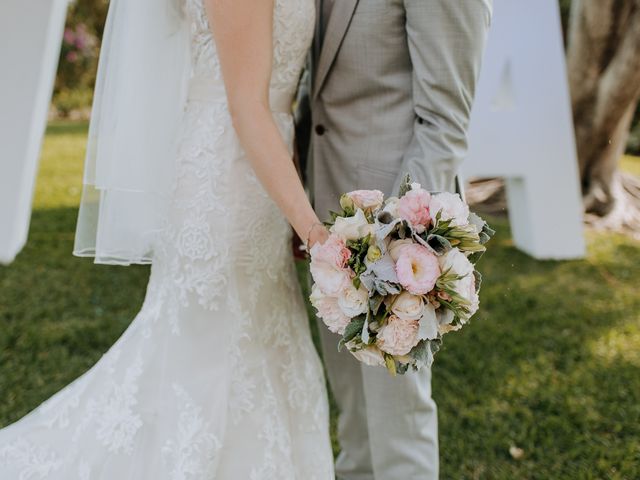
[73,0,190,265]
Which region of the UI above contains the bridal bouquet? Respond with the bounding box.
[309,176,494,375]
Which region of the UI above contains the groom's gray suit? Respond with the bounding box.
[296,1,492,478]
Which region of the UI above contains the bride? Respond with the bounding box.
[0,0,335,478]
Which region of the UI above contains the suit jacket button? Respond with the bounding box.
[315,125,326,136]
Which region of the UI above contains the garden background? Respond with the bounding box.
[1,1,639,478]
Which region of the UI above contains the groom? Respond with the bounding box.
[297,1,492,479]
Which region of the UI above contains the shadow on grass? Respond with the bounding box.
[432,221,640,479]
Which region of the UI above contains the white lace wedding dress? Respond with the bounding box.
[0,0,334,478]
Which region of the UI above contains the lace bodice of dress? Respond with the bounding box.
[184,0,315,102]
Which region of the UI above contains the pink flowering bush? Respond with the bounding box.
[58,23,99,92]
[309,176,494,375]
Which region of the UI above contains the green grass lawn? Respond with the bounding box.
[621,155,640,177]
[1,122,639,479]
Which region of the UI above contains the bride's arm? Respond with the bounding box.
[204,0,327,247]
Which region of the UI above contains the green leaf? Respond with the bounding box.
[426,234,452,255]
[398,174,413,197]
[384,354,397,376]
[328,211,342,224]
[361,310,371,344]
[341,315,365,345]
[468,250,485,265]
[396,361,410,375]
[369,295,384,315]
[473,270,483,293]
[410,339,438,370]
[482,222,496,240]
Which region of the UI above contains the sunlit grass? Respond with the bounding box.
[1,122,638,479]
[620,154,640,176]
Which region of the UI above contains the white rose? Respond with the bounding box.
[458,274,480,319]
[348,344,385,366]
[391,291,425,321]
[331,209,371,241]
[429,192,470,227]
[388,239,413,261]
[338,283,369,317]
[439,248,474,278]
[310,285,351,334]
[382,197,400,217]
[438,249,479,320]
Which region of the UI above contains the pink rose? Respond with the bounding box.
[310,235,352,296]
[377,314,420,356]
[346,190,384,212]
[395,244,440,295]
[398,188,431,233]
[310,285,351,334]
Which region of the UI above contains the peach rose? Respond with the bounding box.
[398,187,431,233]
[346,190,384,212]
[377,314,420,356]
[391,291,425,321]
[395,244,440,295]
[338,283,369,317]
[310,235,352,296]
[310,285,351,334]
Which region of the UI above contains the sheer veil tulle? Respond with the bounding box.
[73,0,190,265]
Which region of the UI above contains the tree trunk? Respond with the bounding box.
[567,0,640,216]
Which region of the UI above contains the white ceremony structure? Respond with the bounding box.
[0,0,585,263]
[463,0,586,259]
[0,0,69,264]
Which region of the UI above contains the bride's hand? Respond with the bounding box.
[307,223,329,249]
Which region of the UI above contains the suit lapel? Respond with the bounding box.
[313,0,359,100]
[313,0,323,63]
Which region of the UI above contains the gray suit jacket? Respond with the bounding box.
[297,0,492,222]
[296,2,491,479]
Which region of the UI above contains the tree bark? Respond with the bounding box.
[567,0,640,215]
